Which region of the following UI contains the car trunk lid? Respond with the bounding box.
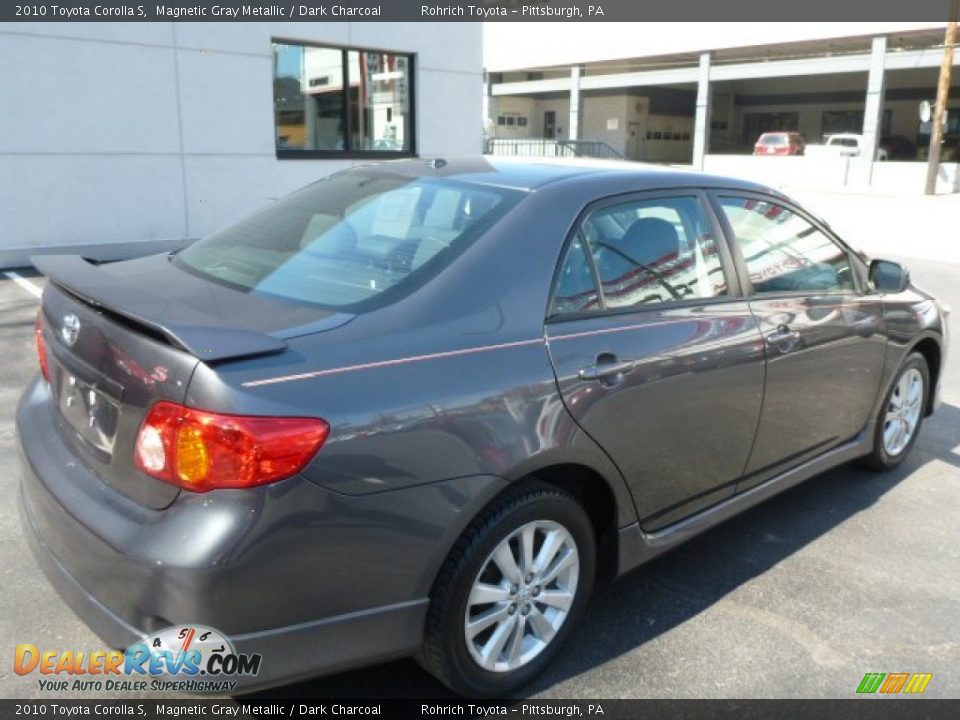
[35,254,352,509]
[40,282,199,509]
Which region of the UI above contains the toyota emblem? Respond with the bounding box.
[61,313,81,347]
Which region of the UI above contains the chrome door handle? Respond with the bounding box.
[578,359,636,381]
[766,325,800,345]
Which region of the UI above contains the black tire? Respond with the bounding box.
[861,352,929,471]
[416,479,596,697]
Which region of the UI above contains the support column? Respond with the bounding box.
[305,93,318,149]
[861,36,888,186]
[483,72,496,149]
[569,65,583,142]
[692,53,712,170]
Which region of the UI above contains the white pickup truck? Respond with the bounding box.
[805,133,889,161]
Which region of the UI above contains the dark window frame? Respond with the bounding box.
[545,188,744,324]
[272,37,417,161]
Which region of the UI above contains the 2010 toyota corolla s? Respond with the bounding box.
[18,158,948,696]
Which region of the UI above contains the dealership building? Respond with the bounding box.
[484,23,960,193]
[3,22,958,267]
[0,22,482,266]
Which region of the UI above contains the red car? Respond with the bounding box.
[753,131,806,156]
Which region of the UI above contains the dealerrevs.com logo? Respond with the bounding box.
[14,625,262,693]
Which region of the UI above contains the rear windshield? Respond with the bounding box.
[760,134,787,145]
[175,171,523,312]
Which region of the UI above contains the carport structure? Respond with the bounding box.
[486,28,960,191]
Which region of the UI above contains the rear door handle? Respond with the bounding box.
[765,324,800,345]
[578,358,636,381]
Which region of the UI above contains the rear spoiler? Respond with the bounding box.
[32,255,287,362]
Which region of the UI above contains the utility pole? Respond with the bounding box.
[925,6,958,195]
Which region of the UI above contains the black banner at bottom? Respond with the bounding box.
[1,700,959,720]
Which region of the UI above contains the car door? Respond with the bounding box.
[711,193,886,491]
[545,190,767,531]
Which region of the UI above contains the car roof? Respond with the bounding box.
[356,156,778,195]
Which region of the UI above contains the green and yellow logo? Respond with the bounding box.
[857,672,933,695]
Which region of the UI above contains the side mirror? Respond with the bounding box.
[869,259,910,293]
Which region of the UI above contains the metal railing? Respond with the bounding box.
[484,138,625,160]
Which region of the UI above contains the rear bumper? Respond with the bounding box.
[17,377,506,690]
[18,483,426,691]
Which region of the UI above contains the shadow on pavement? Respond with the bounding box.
[252,404,960,699]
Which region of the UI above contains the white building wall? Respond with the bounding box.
[0,22,483,266]
[489,96,537,138]
[491,70,955,160]
[581,95,630,156]
[643,114,695,163]
[489,92,694,162]
[485,23,948,72]
[534,97,572,138]
[702,156,960,194]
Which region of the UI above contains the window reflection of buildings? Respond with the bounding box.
[272,42,411,154]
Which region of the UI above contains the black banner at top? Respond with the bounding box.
[1,700,960,720]
[2,0,958,22]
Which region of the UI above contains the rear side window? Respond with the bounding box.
[175,172,523,311]
[718,196,856,294]
[549,195,728,316]
[550,238,600,316]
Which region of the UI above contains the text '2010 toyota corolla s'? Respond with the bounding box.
[18,158,948,696]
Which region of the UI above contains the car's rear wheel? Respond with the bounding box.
[417,480,595,697]
[862,352,928,470]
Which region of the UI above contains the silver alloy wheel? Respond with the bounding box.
[464,520,579,673]
[883,367,924,457]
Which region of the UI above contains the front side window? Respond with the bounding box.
[719,196,856,294]
[272,41,413,157]
[175,172,522,311]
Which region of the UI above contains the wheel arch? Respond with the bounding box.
[910,336,942,415]
[496,442,638,580]
[426,454,631,589]
[873,330,944,422]
[521,463,622,580]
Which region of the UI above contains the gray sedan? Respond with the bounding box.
[18,158,947,696]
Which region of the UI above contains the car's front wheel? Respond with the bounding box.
[417,480,595,696]
[862,352,929,470]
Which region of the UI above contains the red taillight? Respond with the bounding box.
[134,401,329,492]
[35,312,50,383]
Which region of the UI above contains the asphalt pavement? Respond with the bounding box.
[1,192,958,700]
